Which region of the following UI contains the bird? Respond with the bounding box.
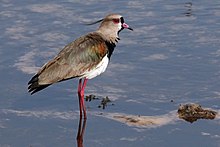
[28,14,133,119]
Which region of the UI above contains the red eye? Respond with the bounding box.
[112,19,120,24]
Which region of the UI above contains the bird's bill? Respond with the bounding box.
[122,23,133,31]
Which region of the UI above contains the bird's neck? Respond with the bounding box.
[96,29,119,44]
[105,41,116,59]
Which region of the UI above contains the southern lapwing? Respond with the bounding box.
[28,14,133,119]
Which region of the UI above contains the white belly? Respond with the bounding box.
[80,55,109,79]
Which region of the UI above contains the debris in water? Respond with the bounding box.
[98,96,112,109]
[178,103,217,123]
[85,95,114,109]
[85,94,99,102]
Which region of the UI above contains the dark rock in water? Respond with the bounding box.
[178,103,217,123]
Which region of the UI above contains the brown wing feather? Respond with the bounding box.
[28,32,108,94]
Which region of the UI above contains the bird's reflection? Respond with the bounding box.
[76,117,87,147]
[184,2,193,17]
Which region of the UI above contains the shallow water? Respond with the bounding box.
[0,0,220,147]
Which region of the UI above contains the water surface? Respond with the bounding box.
[0,0,220,147]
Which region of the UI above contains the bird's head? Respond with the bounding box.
[100,14,133,32]
[87,14,133,41]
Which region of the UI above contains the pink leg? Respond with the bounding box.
[81,78,88,118]
[78,79,83,117]
[77,78,88,119]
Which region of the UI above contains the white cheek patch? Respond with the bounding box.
[118,22,122,30]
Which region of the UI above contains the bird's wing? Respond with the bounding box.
[36,32,108,85]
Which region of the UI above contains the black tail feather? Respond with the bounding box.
[28,74,51,95]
